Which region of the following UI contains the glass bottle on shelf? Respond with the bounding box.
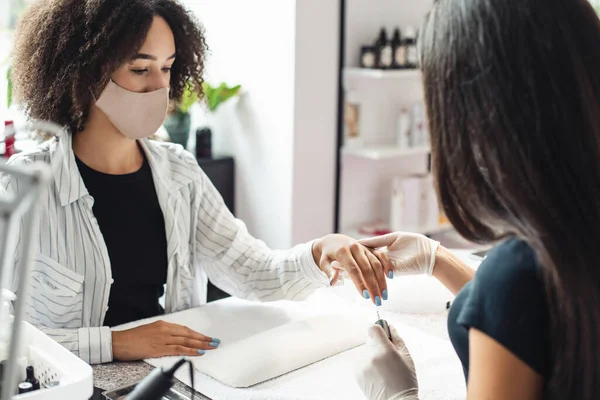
[396,107,411,149]
[343,91,362,149]
[360,45,376,68]
[404,26,418,69]
[4,120,17,158]
[391,28,404,69]
[411,102,426,148]
[374,28,392,69]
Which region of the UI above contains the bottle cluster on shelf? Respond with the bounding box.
[390,174,443,233]
[359,26,418,70]
[355,174,449,237]
[343,90,429,151]
[396,102,429,150]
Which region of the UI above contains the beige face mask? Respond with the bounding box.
[95,80,170,140]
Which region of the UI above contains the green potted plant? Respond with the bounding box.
[163,85,198,147]
[202,81,242,114]
[195,81,241,158]
[2,53,12,111]
[6,66,12,110]
[163,81,241,149]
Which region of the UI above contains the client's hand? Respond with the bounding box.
[356,324,419,400]
[313,234,394,305]
[359,232,440,276]
[112,320,220,361]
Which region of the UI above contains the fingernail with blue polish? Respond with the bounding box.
[375,296,382,307]
[363,289,370,299]
[388,271,394,279]
[209,341,219,348]
[212,338,221,344]
[198,349,205,355]
[382,289,388,301]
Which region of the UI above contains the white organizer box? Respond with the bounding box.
[13,322,93,400]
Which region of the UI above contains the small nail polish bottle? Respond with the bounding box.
[25,366,40,390]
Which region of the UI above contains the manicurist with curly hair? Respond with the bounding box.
[3,0,394,364]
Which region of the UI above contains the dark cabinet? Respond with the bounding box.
[197,156,234,302]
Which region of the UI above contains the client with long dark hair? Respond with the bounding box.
[354,0,600,399]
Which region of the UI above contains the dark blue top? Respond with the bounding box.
[448,239,551,383]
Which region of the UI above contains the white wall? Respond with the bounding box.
[0,32,12,122]
[187,0,297,249]
[0,1,13,31]
[187,0,339,249]
[291,0,339,244]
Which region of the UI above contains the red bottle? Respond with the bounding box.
[4,120,16,158]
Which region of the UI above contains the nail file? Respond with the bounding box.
[375,310,392,341]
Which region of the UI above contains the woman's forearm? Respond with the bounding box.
[432,246,476,295]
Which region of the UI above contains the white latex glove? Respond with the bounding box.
[359,232,440,276]
[356,324,419,400]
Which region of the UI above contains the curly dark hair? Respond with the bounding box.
[12,0,207,133]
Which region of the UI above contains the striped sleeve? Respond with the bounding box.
[34,328,79,356]
[78,326,113,364]
[193,164,330,302]
[34,326,112,364]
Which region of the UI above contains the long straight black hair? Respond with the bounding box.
[420,0,600,398]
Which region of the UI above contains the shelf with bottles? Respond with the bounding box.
[1,120,40,160]
[358,26,419,71]
[343,173,452,239]
[343,92,429,161]
[0,138,37,154]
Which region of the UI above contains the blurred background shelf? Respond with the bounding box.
[0,139,40,163]
[335,2,452,248]
[344,67,421,80]
[342,145,430,160]
[344,222,453,240]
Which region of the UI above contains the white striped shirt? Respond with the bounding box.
[1,133,329,364]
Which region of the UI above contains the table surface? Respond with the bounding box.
[91,250,481,400]
[93,361,152,392]
[91,298,463,400]
[91,311,452,391]
[93,361,211,399]
[92,314,461,400]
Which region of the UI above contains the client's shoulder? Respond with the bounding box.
[476,238,541,286]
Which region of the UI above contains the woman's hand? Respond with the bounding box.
[356,324,419,400]
[360,232,476,294]
[312,234,394,305]
[359,232,440,276]
[112,320,221,361]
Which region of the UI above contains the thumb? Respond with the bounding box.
[366,324,397,354]
[358,233,397,249]
[388,325,408,350]
[319,258,335,284]
[329,260,346,286]
[388,326,415,368]
[321,259,345,286]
